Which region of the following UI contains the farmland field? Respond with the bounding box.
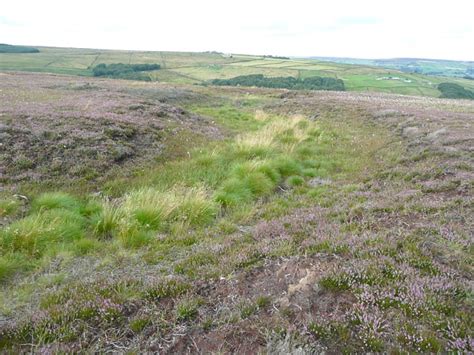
[1,46,474,97]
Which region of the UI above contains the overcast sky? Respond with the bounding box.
[1,0,473,60]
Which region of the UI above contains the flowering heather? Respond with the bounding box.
[0,72,220,185]
[0,72,473,352]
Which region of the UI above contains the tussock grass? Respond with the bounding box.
[91,201,122,239]
[31,192,81,212]
[121,186,218,229]
[91,186,218,244]
[1,110,329,280]
[1,209,85,257]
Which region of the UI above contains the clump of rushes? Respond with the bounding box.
[214,178,254,207]
[143,279,191,301]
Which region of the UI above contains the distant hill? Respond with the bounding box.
[0,44,40,53]
[309,56,473,78]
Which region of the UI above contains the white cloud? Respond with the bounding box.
[1,0,473,60]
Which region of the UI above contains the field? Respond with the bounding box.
[0,49,473,352]
[1,46,474,97]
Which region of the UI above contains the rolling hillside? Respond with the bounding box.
[1,46,474,97]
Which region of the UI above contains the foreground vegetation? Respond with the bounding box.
[0,71,472,352]
[0,112,331,281]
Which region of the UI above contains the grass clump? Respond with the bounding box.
[0,198,20,217]
[271,156,303,177]
[72,238,102,256]
[121,186,218,231]
[143,279,191,301]
[1,209,85,257]
[176,298,200,321]
[129,317,150,333]
[215,178,254,207]
[91,201,122,239]
[31,192,81,212]
[0,254,30,283]
[286,175,305,187]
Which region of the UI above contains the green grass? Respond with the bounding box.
[31,192,81,212]
[0,198,20,217]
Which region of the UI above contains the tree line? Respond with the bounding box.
[209,74,345,91]
[438,82,474,99]
[92,63,160,81]
[0,44,40,53]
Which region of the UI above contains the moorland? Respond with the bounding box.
[0,46,473,353]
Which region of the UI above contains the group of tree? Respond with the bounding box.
[263,55,291,60]
[438,82,474,99]
[0,44,39,53]
[92,63,160,81]
[209,74,345,91]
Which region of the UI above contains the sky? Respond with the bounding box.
[1,0,473,60]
